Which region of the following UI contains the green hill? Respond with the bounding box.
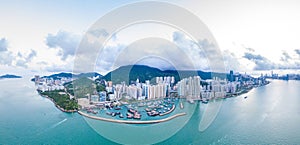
[102,65,225,85]
[64,77,96,98]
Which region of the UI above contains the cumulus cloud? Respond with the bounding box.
[45,62,73,72]
[245,47,255,52]
[243,52,276,70]
[93,31,226,74]
[15,59,28,68]
[14,49,37,68]
[0,38,14,66]
[295,49,300,57]
[172,31,216,71]
[222,50,242,71]
[88,28,109,38]
[243,50,300,70]
[280,51,291,62]
[0,38,8,52]
[46,31,80,60]
[26,49,37,61]
[0,51,14,65]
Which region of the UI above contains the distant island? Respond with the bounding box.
[32,65,269,123]
[0,74,22,79]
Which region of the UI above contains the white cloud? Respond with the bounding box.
[46,31,81,60]
[295,49,300,57]
[0,51,14,66]
[14,49,37,68]
[0,38,8,52]
[242,48,300,70]
[94,31,227,74]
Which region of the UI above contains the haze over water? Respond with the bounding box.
[1,78,300,144]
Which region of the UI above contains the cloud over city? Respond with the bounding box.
[242,48,300,70]
[243,52,276,70]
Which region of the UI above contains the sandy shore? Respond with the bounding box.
[78,111,186,124]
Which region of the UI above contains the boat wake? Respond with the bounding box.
[36,118,67,136]
[50,118,67,129]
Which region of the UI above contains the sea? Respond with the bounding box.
[1,77,300,144]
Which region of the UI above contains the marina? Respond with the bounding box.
[78,111,186,124]
[80,98,181,122]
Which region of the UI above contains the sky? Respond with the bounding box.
[0,0,300,76]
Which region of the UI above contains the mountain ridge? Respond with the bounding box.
[102,65,227,84]
[34,64,230,84]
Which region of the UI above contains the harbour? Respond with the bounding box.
[1,78,300,144]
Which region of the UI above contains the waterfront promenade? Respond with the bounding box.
[78,111,186,124]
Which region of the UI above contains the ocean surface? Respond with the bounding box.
[1,78,300,144]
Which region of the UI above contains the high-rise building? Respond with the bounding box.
[230,70,234,82]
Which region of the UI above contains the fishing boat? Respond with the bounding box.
[126,113,133,119]
[145,108,151,112]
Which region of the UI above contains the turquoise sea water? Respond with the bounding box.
[1,78,300,144]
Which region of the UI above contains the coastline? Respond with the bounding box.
[40,94,77,113]
[78,111,186,124]
[225,82,270,99]
[37,82,271,123]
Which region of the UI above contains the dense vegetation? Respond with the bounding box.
[96,84,106,92]
[40,90,78,111]
[64,77,96,98]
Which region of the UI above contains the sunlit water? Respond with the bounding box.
[1,78,300,144]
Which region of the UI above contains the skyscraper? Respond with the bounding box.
[230,70,234,82]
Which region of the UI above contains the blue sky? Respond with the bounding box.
[0,0,300,76]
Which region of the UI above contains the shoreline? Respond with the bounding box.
[40,94,77,113]
[224,82,270,99]
[78,111,186,124]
